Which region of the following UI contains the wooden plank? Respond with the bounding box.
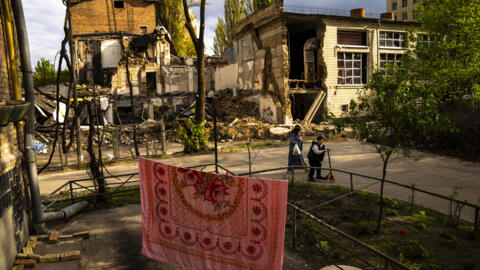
[304,91,327,123]
[48,231,59,243]
[14,259,35,268]
[60,251,81,261]
[39,254,60,263]
[73,231,90,239]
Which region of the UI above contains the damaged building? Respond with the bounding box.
[214,1,418,124]
[69,0,202,121]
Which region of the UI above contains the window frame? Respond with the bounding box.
[379,31,407,49]
[402,0,408,7]
[379,53,403,70]
[402,12,408,20]
[337,52,367,86]
[392,2,397,10]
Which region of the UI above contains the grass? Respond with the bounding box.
[286,182,480,270]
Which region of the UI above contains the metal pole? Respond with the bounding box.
[410,183,415,213]
[292,208,297,250]
[475,207,479,231]
[350,173,353,191]
[160,119,166,155]
[69,182,74,204]
[214,107,218,173]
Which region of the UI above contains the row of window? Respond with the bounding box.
[392,0,417,10]
[338,31,407,48]
[337,53,402,85]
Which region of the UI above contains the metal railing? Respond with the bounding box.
[283,4,382,19]
[41,163,480,269]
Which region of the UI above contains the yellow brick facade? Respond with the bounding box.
[70,0,157,36]
[322,18,409,116]
[386,0,418,21]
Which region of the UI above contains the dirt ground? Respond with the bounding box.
[33,204,310,270]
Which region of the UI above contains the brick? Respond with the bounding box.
[60,251,81,261]
[48,231,60,243]
[39,254,60,263]
[14,259,35,268]
[73,231,90,239]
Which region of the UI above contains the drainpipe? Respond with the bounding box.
[10,0,88,223]
[1,0,20,100]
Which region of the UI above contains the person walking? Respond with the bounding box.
[287,125,305,172]
[307,135,330,181]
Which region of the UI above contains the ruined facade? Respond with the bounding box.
[0,3,30,269]
[70,0,198,120]
[216,1,417,123]
[386,0,419,21]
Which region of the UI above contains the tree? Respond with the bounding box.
[246,0,273,14]
[214,0,247,55]
[156,0,195,57]
[213,17,227,55]
[33,58,69,86]
[182,0,206,124]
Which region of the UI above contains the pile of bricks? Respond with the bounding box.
[12,231,89,269]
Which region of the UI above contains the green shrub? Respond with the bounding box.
[398,240,430,260]
[386,208,399,216]
[414,222,426,230]
[440,232,462,248]
[353,221,374,235]
[177,118,208,153]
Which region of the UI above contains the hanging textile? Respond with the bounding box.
[139,158,288,270]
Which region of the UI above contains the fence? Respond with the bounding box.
[283,4,382,19]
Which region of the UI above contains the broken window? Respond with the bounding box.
[337,31,367,46]
[337,52,367,85]
[380,53,402,69]
[379,31,406,48]
[146,72,157,96]
[114,0,124,8]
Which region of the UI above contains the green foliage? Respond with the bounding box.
[405,210,436,224]
[440,231,462,248]
[214,0,247,55]
[398,240,430,260]
[33,58,70,86]
[353,221,374,235]
[245,0,274,14]
[177,118,208,153]
[156,0,196,56]
[213,17,227,55]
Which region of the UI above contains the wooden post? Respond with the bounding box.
[350,173,353,191]
[475,207,479,231]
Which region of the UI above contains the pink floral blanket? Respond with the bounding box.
[139,158,288,270]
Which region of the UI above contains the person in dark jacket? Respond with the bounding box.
[287,125,304,172]
[307,135,330,181]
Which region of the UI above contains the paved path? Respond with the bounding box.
[39,140,480,222]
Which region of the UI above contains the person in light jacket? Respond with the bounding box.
[307,135,330,181]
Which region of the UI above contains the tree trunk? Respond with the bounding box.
[87,103,106,200]
[376,155,390,233]
[195,50,206,124]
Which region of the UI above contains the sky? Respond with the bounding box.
[24,0,385,68]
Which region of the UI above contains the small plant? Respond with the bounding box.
[177,118,208,153]
[386,208,399,216]
[440,232,462,248]
[398,240,430,260]
[448,185,465,228]
[353,221,374,235]
[414,222,426,230]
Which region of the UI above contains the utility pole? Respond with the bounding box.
[66,3,84,166]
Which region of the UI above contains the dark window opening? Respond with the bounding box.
[337,31,367,46]
[402,0,408,7]
[146,72,157,95]
[287,28,316,80]
[114,0,124,8]
[341,105,348,113]
[402,12,408,20]
[392,2,397,10]
[290,93,317,121]
[140,26,147,34]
